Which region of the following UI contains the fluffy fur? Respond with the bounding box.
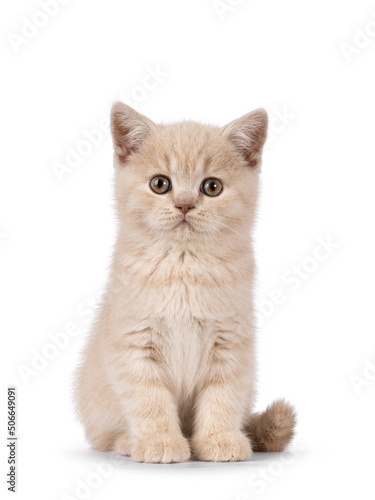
[74,103,296,463]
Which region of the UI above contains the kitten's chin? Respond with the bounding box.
[176,220,190,228]
[174,220,193,233]
[165,218,197,241]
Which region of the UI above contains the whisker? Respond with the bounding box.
[205,214,252,243]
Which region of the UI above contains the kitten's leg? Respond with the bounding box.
[122,383,190,463]
[109,345,190,463]
[192,337,253,462]
[192,381,252,461]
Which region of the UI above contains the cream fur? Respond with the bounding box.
[74,103,296,463]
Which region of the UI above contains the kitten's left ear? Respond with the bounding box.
[221,109,268,168]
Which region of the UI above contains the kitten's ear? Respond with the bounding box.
[221,109,268,168]
[111,102,157,162]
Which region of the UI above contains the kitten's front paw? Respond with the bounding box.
[131,433,190,463]
[193,431,252,462]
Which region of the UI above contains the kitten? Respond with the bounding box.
[74,103,296,463]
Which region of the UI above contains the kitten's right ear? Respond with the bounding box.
[111,102,157,162]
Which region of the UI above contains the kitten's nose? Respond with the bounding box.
[176,204,194,216]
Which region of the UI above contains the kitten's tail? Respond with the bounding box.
[246,399,296,452]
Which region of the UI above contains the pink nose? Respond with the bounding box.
[176,204,194,216]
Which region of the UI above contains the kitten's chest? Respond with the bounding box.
[148,282,248,392]
[157,313,214,393]
[118,249,253,389]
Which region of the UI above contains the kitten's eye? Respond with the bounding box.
[150,176,171,194]
[201,178,223,197]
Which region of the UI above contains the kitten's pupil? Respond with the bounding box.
[157,179,163,188]
[210,182,216,191]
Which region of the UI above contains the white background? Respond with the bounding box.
[1,0,375,498]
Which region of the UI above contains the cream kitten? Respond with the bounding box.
[74,103,296,463]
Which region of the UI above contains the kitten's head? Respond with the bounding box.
[111,103,267,245]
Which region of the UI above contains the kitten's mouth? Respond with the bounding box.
[175,218,191,229]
